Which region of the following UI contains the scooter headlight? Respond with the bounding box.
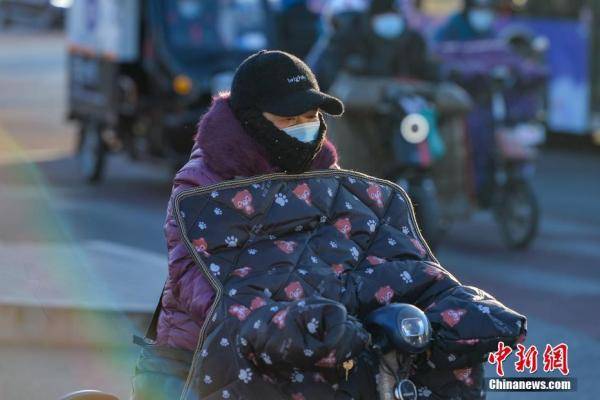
[400,317,431,350]
[400,113,429,144]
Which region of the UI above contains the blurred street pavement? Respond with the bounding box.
[0,31,598,400]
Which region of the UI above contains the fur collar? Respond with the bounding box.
[195,93,338,180]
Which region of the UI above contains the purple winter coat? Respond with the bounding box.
[156,93,340,351]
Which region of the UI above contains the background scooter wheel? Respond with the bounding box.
[494,180,539,249]
[408,180,443,250]
[77,122,107,184]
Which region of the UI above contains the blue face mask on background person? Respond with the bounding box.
[468,9,495,32]
[283,120,321,143]
[371,13,405,40]
[177,0,201,18]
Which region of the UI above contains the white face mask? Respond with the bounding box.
[371,13,405,40]
[178,0,201,19]
[282,120,321,143]
[468,9,495,32]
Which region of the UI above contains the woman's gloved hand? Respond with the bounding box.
[239,296,371,383]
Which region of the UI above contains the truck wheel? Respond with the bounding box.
[77,122,106,183]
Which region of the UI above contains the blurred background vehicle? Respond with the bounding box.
[68,0,274,182]
[0,0,70,29]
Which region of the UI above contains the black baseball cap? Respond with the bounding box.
[229,50,344,117]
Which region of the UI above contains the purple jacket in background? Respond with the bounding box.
[155,93,339,351]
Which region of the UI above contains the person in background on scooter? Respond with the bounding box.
[435,0,498,42]
[310,0,439,91]
[274,0,321,60]
[435,0,501,206]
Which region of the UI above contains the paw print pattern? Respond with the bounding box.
[304,349,314,357]
[291,371,305,383]
[401,271,413,284]
[225,236,238,247]
[327,188,334,198]
[345,202,353,210]
[320,215,327,223]
[198,221,207,230]
[253,320,262,330]
[201,349,208,357]
[220,338,230,347]
[388,238,397,246]
[248,248,257,255]
[260,353,273,365]
[329,241,338,248]
[214,207,223,216]
[307,318,319,334]
[211,191,219,198]
[228,288,237,297]
[402,226,410,235]
[209,263,221,276]
[239,368,253,384]
[347,177,356,184]
[367,219,377,233]
[350,247,359,261]
[365,268,374,275]
[294,225,303,232]
[204,375,213,384]
[418,387,432,397]
[477,304,490,314]
[310,256,319,264]
[240,337,248,346]
[222,389,231,399]
[274,193,288,207]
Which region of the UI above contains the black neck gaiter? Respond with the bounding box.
[234,107,327,174]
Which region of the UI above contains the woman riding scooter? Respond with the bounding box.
[129,51,525,400]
